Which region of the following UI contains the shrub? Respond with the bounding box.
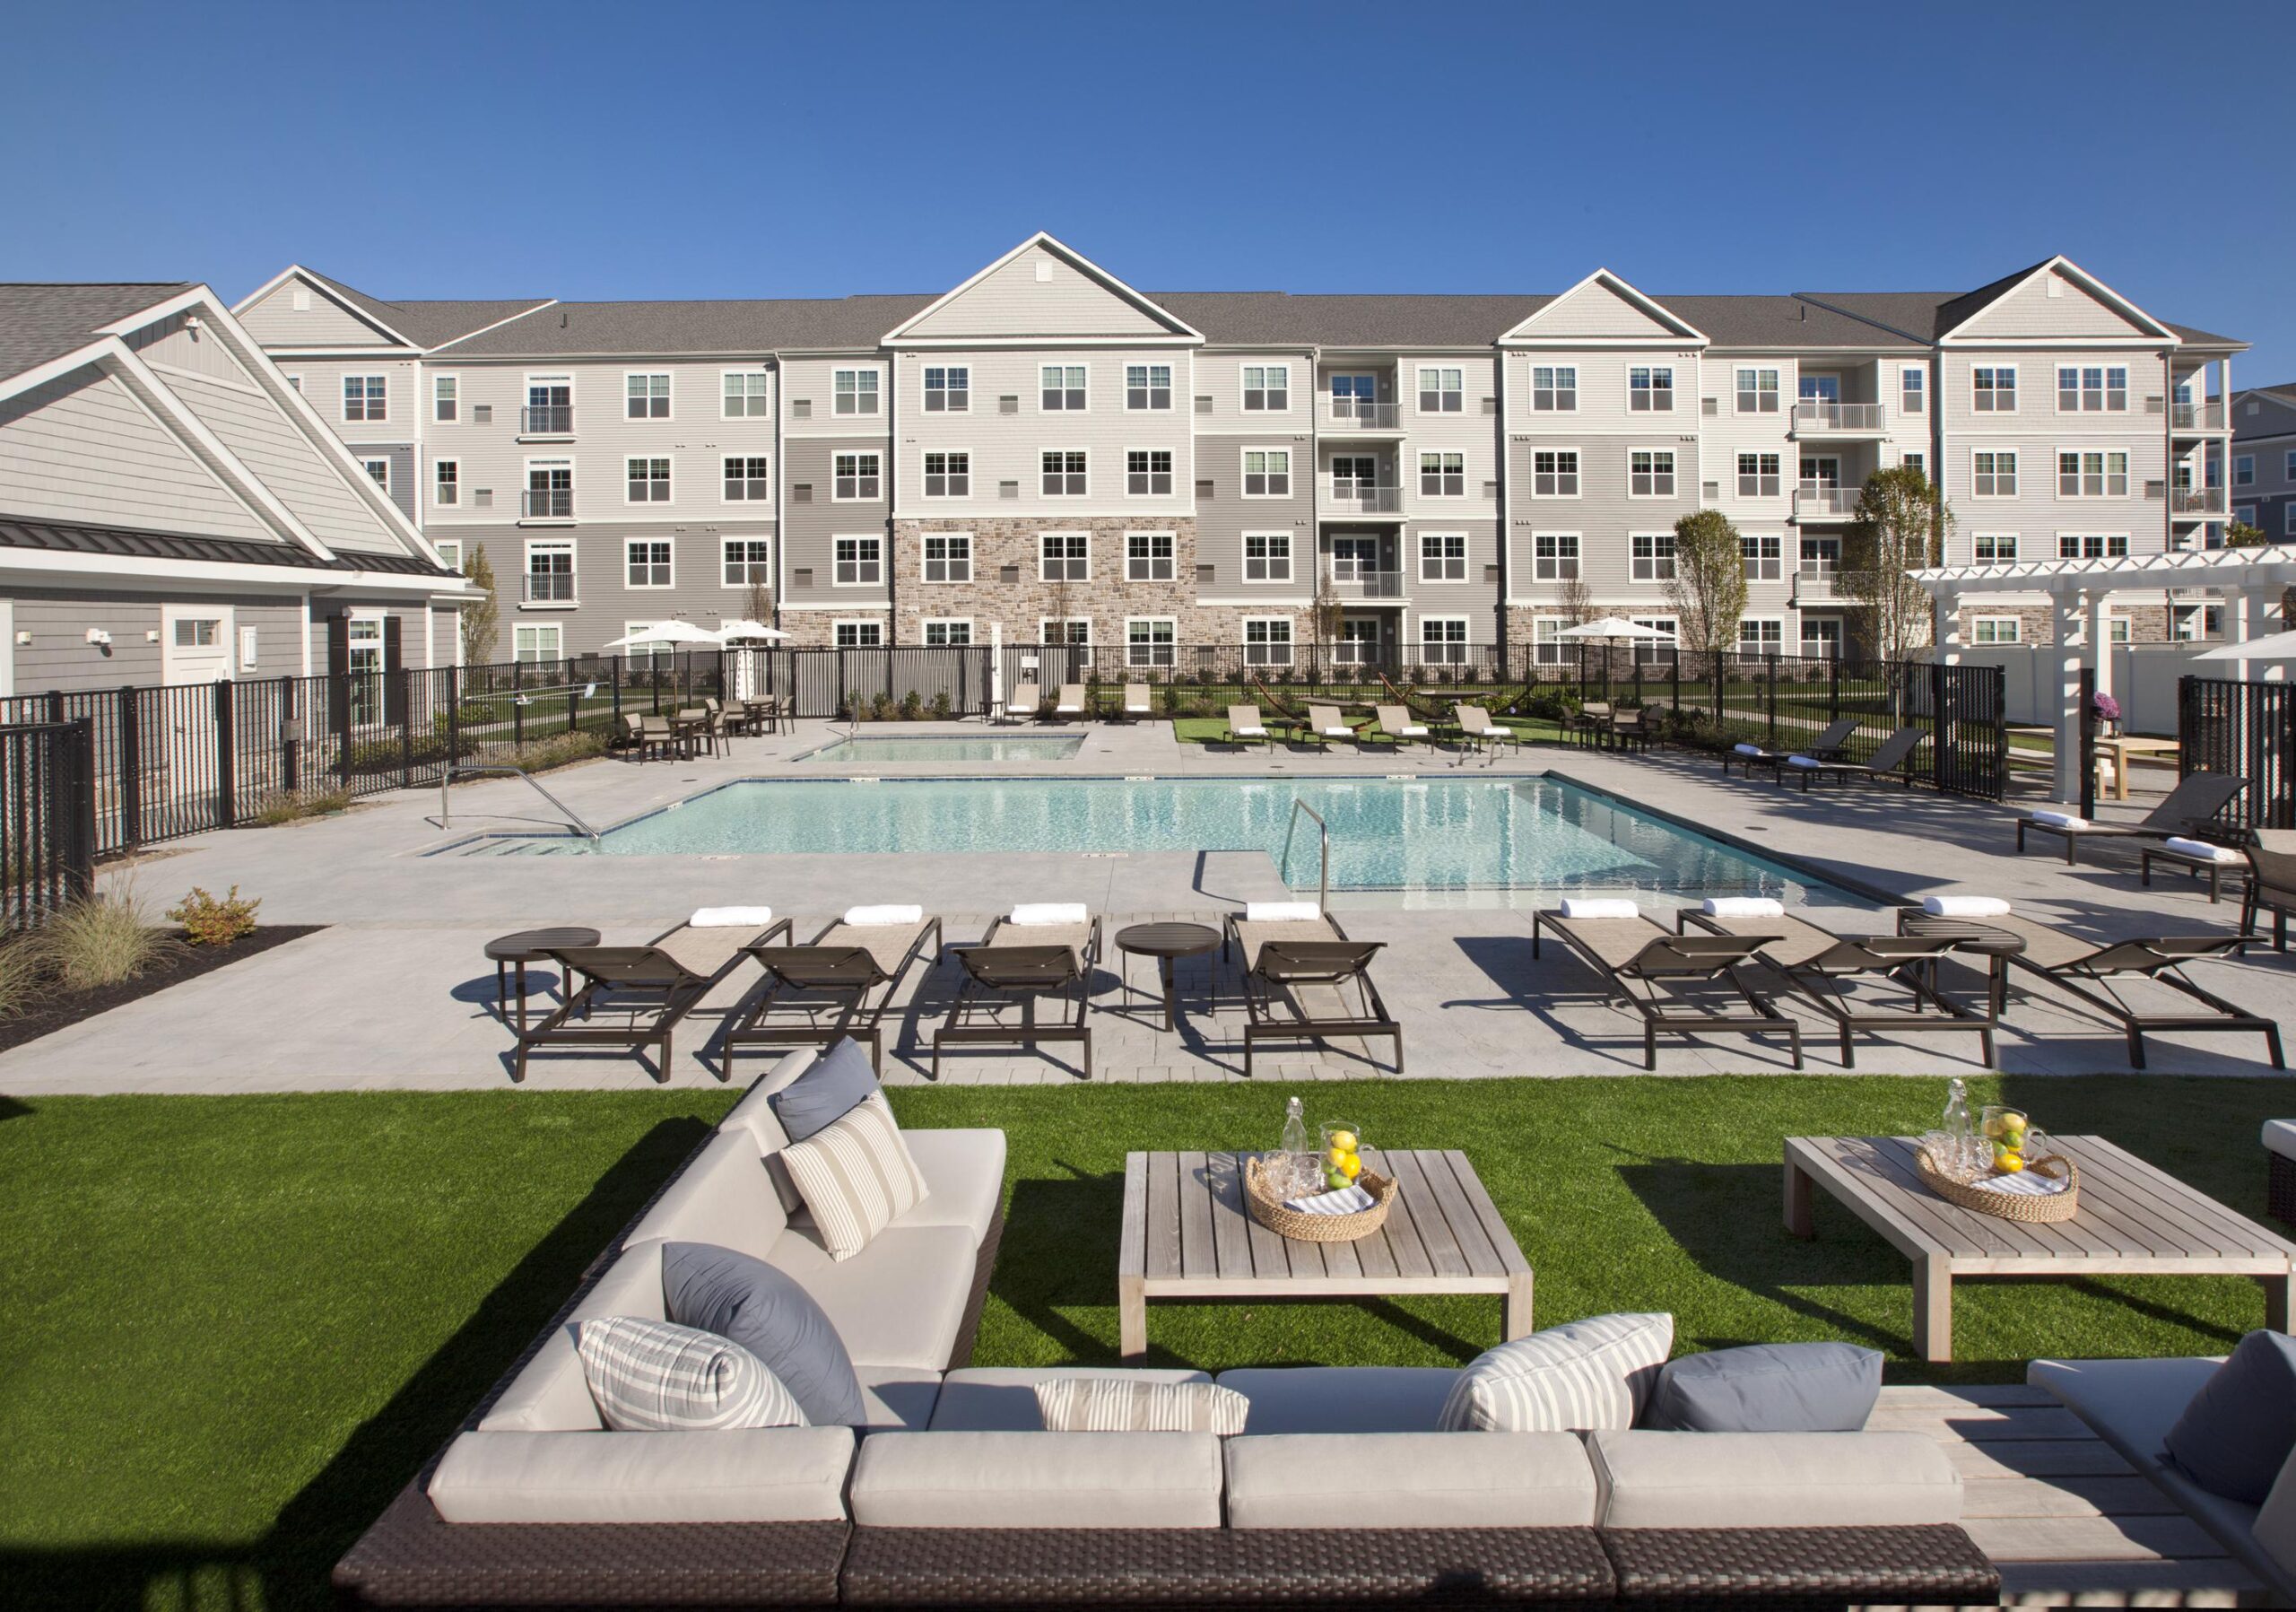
[898,690,923,721]
[249,789,351,827]
[504,729,606,772]
[929,692,952,721]
[0,939,39,1020]
[170,884,261,947]
[30,888,178,991]
[870,692,896,722]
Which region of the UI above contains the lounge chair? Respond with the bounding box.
[1053,683,1088,719]
[1374,703,1431,752]
[1306,703,1359,750]
[518,908,794,1082]
[723,905,944,1077]
[1676,901,1987,1067]
[1781,725,1924,790]
[1725,718,1857,780]
[1896,903,2283,1070]
[1222,902,1402,1077]
[2014,771,2249,865]
[2242,830,2296,951]
[1121,682,1153,722]
[1457,704,1520,763]
[1226,704,1272,750]
[2139,834,2252,903]
[1005,681,1040,723]
[1532,900,1803,1070]
[934,904,1101,1078]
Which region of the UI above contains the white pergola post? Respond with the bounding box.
[1933,595,1961,664]
[2053,588,2087,803]
[2089,590,2115,701]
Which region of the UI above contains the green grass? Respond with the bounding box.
[3,1076,2287,1608]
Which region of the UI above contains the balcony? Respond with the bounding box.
[1792,400,1886,436]
[521,488,575,522]
[520,405,574,439]
[2171,400,2227,433]
[1323,397,1402,432]
[1792,569,1839,605]
[1320,476,1403,515]
[522,572,577,606]
[1792,483,1859,521]
[1328,568,1405,599]
[2170,487,2228,518]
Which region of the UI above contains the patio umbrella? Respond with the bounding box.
[712,619,789,643]
[1552,617,1676,642]
[2193,629,2296,661]
[602,620,722,649]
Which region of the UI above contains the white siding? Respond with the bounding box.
[0,368,274,541]
[1954,274,2153,341]
[236,277,398,346]
[900,251,1177,341]
[164,369,410,553]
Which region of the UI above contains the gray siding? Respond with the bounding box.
[237,278,397,347]
[1513,282,1677,339]
[1506,438,1699,604]
[781,435,889,609]
[347,442,417,519]
[7,587,309,695]
[164,369,412,554]
[128,314,255,384]
[1193,430,1312,599]
[0,368,276,541]
[899,250,1175,341]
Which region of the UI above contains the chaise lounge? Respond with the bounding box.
[1533,899,1804,1070]
[1725,717,1857,781]
[1781,725,1924,790]
[1222,901,1402,1076]
[724,905,944,1077]
[934,904,1101,1078]
[517,908,793,1082]
[2014,770,2248,866]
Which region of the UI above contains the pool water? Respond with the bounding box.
[500,776,1857,903]
[796,735,1086,764]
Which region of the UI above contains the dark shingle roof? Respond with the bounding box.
[0,515,455,576]
[298,268,552,349]
[2165,321,2244,349]
[1148,292,1552,347]
[0,283,195,382]
[1653,295,1924,350]
[434,293,936,356]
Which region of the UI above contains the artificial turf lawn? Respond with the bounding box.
[1,1075,2285,1609]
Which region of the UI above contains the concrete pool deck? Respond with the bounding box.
[5,719,2289,1094]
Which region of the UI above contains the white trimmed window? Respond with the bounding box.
[1742,533,1781,580]
[625,538,672,588]
[723,370,770,417]
[1242,449,1291,497]
[1972,450,2017,497]
[1630,449,1675,497]
[1631,532,1677,581]
[344,374,387,422]
[1900,450,1927,482]
[2285,502,2296,536]
[1531,365,1577,411]
[722,538,770,586]
[433,375,457,422]
[1419,531,1466,581]
[1799,536,1839,575]
[513,623,561,662]
[833,452,880,501]
[833,369,880,415]
[626,457,671,503]
[1243,532,1292,581]
[723,456,770,501]
[1039,531,1089,580]
[834,536,883,586]
[1418,366,1463,412]
[2057,365,2127,412]
[1735,368,1779,414]
[922,618,971,646]
[361,457,390,492]
[1419,451,1465,496]
[834,620,883,647]
[1738,618,1783,653]
[1040,618,1091,648]
[1126,363,1172,410]
[1737,452,1781,497]
[923,450,970,498]
[432,539,462,571]
[1127,449,1173,495]
[1629,365,1672,412]
[1126,617,1176,667]
[1126,530,1174,581]
[1971,616,2021,644]
[922,365,969,413]
[1972,366,2016,413]
[1533,449,1579,497]
[1040,364,1087,411]
[626,372,671,420]
[1533,532,1579,580]
[433,459,459,506]
[1972,533,2018,563]
[1243,617,1293,665]
[621,624,669,669]
[2057,450,2128,498]
[524,538,574,602]
[1420,617,1469,664]
[2233,455,2255,486]
[1534,617,1570,664]
[2057,533,2129,559]
[1900,367,1925,415]
[1042,449,1088,496]
[921,532,971,582]
[1241,364,1289,411]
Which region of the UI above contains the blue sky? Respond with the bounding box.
[6,0,2290,380]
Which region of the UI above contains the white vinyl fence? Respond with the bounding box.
[1944,643,2296,735]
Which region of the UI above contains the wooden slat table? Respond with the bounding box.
[1118,1148,1532,1357]
[1786,1134,2294,1363]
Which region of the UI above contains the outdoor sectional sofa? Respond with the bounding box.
[334,1049,1999,1610]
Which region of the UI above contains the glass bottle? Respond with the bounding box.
[1279,1096,1310,1196]
[1942,1078,1974,1177]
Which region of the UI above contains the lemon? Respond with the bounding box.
[1997,1152,2025,1173]
[1327,1146,1351,1168]
[1340,1153,1362,1181]
[1329,1129,1358,1151]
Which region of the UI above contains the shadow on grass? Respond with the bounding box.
[0,1115,712,1612]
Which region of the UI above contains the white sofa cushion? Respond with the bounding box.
[1588,1430,1961,1528]
[889,1128,1006,1242]
[479,1242,671,1433]
[932,1367,1211,1432]
[1215,1366,1460,1434]
[627,1130,790,1262]
[780,1095,927,1261]
[428,1427,854,1523]
[1226,1433,1596,1529]
[2264,1120,2296,1165]
[766,1224,976,1371]
[856,1364,943,1431]
[848,1432,1222,1528]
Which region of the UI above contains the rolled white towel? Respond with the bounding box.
[1559,897,1639,919]
[1733,743,1764,757]
[1321,727,1352,738]
[690,905,773,928]
[2028,809,2087,830]
[844,903,925,927]
[1397,725,1430,737]
[1010,902,1089,927]
[1703,897,1787,918]
[2164,836,2244,864]
[1282,1183,1377,1216]
[1786,754,1822,769]
[1234,725,1267,737]
[1921,894,2012,918]
[1246,901,1323,922]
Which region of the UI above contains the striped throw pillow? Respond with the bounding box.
[779,1094,927,1261]
[1438,1312,1674,1433]
[1034,1377,1251,1434]
[575,1315,807,1432]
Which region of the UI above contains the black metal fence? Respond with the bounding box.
[2180,675,2293,829]
[1,720,96,934]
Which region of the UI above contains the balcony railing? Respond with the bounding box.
[1792,570,1839,604]
[522,488,575,520]
[523,571,576,604]
[1793,483,1859,519]
[1329,569,1405,598]
[2171,401,2227,431]
[1320,477,1402,513]
[2170,487,2228,517]
[1325,397,1401,430]
[520,405,574,436]
[1792,400,1886,433]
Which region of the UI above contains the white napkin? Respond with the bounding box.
[690,906,773,928]
[844,904,924,926]
[1010,902,1088,927]
[1921,895,2012,918]
[1283,1183,1376,1216]
[2163,836,2242,864]
[1704,897,1786,918]
[2029,810,2086,829]
[1246,901,1322,922]
[1786,754,1822,769]
[1970,1169,2068,1198]
[1560,897,1639,919]
[1733,743,1764,757]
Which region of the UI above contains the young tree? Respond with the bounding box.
[1663,510,1750,658]
[1557,567,1596,626]
[2225,519,2268,549]
[1842,464,1955,661]
[459,543,500,667]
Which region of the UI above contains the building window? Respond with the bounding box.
[722,538,770,586]
[2057,365,2127,412]
[1330,455,1378,500]
[1419,532,1466,581]
[2057,533,2129,559]
[433,375,457,422]
[1972,450,2018,497]
[923,450,970,498]
[1419,451,1465,496]
[1799,536,1839,575]
[1039,532,1090,580]
[1042,449,1088,496]
[834,620,883,648]
[1126,531,1174,581]
[1971,617,2022,644]
[1628,365,1672,412]
[525,461,573,520]
[833,370,880,415]
[1126,363,1172,410]
[723,456,770,501]
[1534,617,1570,664]
[1329,535,1378,582]
[625,538,673,588]
[627,457,672,503]
[2285,450,2296,481]
[1735,368,1779,414]
[833,452,881,501]
[1040,618,1091,649]
[834,536,883,586]
[1736,452,1781,497]
[513,623,562,662]
[1421,617,1469,664]
[1418,366,1463,412]
[1531,365,1577,411]
[1631,533,1677,581]
[1242,364,1289,411]
[723,370,770,417]
[1738,619,1783,654]
[1900,367,1925,415]
[1901,450,1927,482]
[921,532,971,582]
[1126,618,1176,667]
[922,365,969,413]
[2233,455,2255,486]
[1972,366,2016,413]
[2057,450,2128,498]
[525,540,575,603]
[1242,449,1291,497]
[1127,449,1173,495]
[1243,532,1292,581]
[626,372,671,420]
[1533,449,1579,497]
[1533,532,1578,580]
[1973,534,2018,563]
[433,459,459,506]
[922,619,971,646]
[1243,617,1293,665]
[1040,364,1087,411]
[1630,449,1675,497]
[344,374,387,422]
[1742,533,1781,580]
[361,457,391,492]
[432,539,462,572]
[525,377,571,433]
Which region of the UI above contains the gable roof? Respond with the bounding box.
[1149,292,1551,347]
[881,232,1200,344]
[0,283,196,383]
[1495,269,1704,344]
[1655,295,1919,351]
[435,293,936,356]
[1804,257,2180,344]
[286,268,552,349]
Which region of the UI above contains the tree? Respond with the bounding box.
[1556,567,1596,627]
[1663,509,1749,658]
[459,543,499,667]
[1309,568,1344,664]
[2226,520,2268,549]
[743,572,776,623]
[1842,464,1954,661]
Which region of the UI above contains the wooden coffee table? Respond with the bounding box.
[1787,1134,2294,1363]
[1118,1148,1532,1356]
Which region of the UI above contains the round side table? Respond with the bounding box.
[1114,921,1222,1033]
[485,927,602,1032]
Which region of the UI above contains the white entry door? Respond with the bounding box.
[161,604,234,684]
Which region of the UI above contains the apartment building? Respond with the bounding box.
[2231,383,2296,549]
[230,236,2245,668]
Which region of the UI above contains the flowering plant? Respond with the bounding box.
[2090,691,2122,722]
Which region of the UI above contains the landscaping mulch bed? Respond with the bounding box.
[0,926,325,1055]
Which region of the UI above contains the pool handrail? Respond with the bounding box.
[1280,796,1331,914]
[439,763,600,846]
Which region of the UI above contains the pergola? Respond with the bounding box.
[1914,544,2296,800]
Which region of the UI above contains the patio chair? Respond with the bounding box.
[1120,682,1153,723]
[635,712,677,763]
[2014,771,2249,865]
[1374,703,1431,752]
[1006,680,1040,723]
[1895,905,2283,1070]
[517,909,794,1083]
[1457,704,1520,763]
[1566,701,1613,747]
[1226,703,1272,750]
[934,905,1101,1078]
[1724,718,1857,781]
[1306,703,1359,750]
[723,906,944,1077]
[1780,725,1924,790]
[2241,830,2296,952]
[1053,683,1089,719]
[1676,902,1988,1068]
[1222,902,1401,1077]
[1609,708,1650,753]
[1532,901,1803,1070]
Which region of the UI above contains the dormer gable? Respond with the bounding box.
[1497,270,1705,346]
[1942,257,2175,344]
[231,266,415,349]
[883,232,1202,346]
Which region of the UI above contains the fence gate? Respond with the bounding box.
[0,719,96,933]
[2180,675,2294,829]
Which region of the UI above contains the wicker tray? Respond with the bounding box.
[1915,1145,2080,1223]
[1243,1155,1397,1242]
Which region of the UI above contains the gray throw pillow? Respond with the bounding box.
[661,1242,865,1426]
[767,1036,878,1144]
[1642,1342,1882,1432]
[2164,1330,2296,1502]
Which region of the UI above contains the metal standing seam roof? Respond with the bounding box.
[0,283,195,383]
[0,516,457,576]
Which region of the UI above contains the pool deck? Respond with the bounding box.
[5,719,2289,1094]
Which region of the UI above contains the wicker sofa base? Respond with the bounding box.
[1604,1525,1998,1612]
[2270,1148,2296,1229]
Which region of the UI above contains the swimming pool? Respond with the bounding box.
[796,735,1086,764]
[475,775,1860,904]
